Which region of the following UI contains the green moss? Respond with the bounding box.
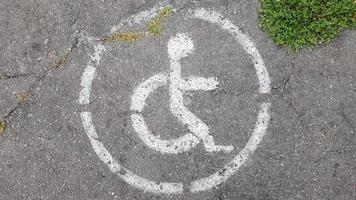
[259,0,356,52]
[148,6,173,36]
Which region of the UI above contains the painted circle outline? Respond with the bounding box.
[79,7,271,194]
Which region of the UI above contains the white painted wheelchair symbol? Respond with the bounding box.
[79,7,272,194]
[131,33,233,154]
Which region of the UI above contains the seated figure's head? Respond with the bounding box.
[168,33,194,60]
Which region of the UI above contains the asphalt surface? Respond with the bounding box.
[0,0,355,199]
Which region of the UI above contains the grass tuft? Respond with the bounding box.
[147,6,173,36]
[101,6,173,43]
[101,32,145,43]
[259,0,356,52]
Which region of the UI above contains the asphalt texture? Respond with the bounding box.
[0,0,355,199]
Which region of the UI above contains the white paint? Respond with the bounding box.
[79,65,96,105]
[81,112,184,194]
[193,8,271,94]
[131,113,200,154]
[79,6,272,194]
[110,7,158,33]
[130,72,201,154]
[167,33,195,60]
[130,73,219,112]
[79,43,106,105]
[90,44,106,65]
[130,33,234,154]
[130,72,168,112]
[180,76,219,91]
[167,33,234,153]
[110,0,172,33]
[190,103,271,192]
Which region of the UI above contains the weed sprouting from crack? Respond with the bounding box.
[100,6,173,43]
[53,49,71,68]
[15,92,30,103]
[147,6,173,36]
[52,37,78,69]
[100,32,145,43]
[0,121,5,135]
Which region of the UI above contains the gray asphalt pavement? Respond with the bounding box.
[0,0,355,199]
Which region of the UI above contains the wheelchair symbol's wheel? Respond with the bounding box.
[131,33,234,154]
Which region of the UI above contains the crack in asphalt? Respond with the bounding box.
[271,57,295,97]
[271,57,307,129]
[338,102,355,133]
[224,0,230,12]
[1,36,79,129]
[174,0,193,13]
[273,56,355,135]
[0,72,36,80]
